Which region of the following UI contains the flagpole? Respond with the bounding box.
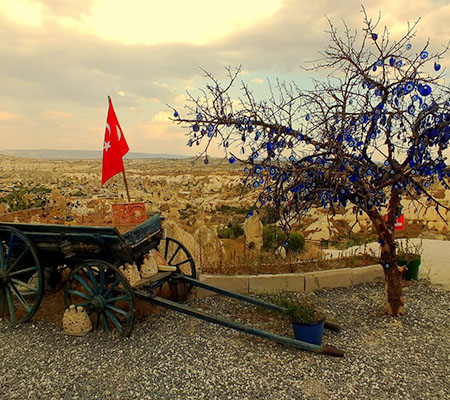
[122,167,131,203]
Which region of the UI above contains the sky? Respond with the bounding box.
[0,0,449,157]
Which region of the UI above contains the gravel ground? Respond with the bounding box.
[1,281,449,400]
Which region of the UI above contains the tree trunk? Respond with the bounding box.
[366,206,405,316]
[383,259,405,316]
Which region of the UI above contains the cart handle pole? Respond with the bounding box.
[122,168,131,203]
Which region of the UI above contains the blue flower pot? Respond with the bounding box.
[292,318,325,346]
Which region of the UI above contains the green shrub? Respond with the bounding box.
[286,232,305,253]
[263,226,305,253]
[218,222,244,239]
[263,225,287,251]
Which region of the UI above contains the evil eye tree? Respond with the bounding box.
[171,10,450,316]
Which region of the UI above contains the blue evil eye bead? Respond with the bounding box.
[255,166,262,174]
[372,33,378,40]
[404,81,414,93]
[207,124,215,132]
[421,103,428,110]
[173,110,179,117]
[424,181,430,188]
[255,132,261,140]
[412,94,419,101]
[408,105,416,115]
[229,156,236,164]
[305,114,311,121]
[269,168,276,177]
[192,124,199,132]
[384,160,390,166]
[419,85,431,96]
[372,65,377,72]
[187,139,193,147]
[197,113,203,120]
[396,60,403,68]
[289,155,295,162]
[204,157,209,165]
[406,43,412,50]
[253,181,259,188]
[376,59,383,66]
[247,211,253,218]
[420,51,429,59]
[244,167,249,173]
[389,57,395,66]
[434,62,441,71]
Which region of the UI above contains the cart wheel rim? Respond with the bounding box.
[160,237,196,279]
[0,227,44,323]
[64,260,135,337]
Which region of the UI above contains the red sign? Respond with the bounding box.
[112,203,146,226]
[384,213,405,230]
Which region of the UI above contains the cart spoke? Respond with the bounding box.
[102,312,110,332]
[0,244,5,268]
[8,265,39,277]
[103,280,120,298]
[7,247,30,272]
[74,274,95,295]
[174,259,190,267]
[5,286,16,322]
[106,304,129,318]
[167,245,182,265]
[5,233,15,268]
[9,284,31,312]
[10,278,38,293]
[68,289,91,300]
[105,309,124,335]
[164,239,170,260]
[86,267,99,294]
[106,295,130,303]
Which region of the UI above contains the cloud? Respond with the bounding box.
[0,0,449,154]
[45,110,74,118]
[0,111,18,120]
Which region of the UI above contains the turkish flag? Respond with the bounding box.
[102,96,129,185]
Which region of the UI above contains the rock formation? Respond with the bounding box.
[243,214,264,251]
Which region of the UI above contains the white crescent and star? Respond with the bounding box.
[103,121,122,152]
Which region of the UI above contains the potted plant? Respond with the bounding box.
[272,294,326,346]
[397,239,423,281]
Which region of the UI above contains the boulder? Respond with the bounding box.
[194,223,227,268]
[163,220,201,272]
[243,214,264,251]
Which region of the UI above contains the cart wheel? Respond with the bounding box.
[0,227,44,323]
[159,237,196,299]
[64,260,135,337]
[159,237,196,279]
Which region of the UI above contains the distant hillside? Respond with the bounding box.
[0,149,190,160]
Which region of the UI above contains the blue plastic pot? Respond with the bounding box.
[292,318,325,346]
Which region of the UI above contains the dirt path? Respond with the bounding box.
[323,239,450,290]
